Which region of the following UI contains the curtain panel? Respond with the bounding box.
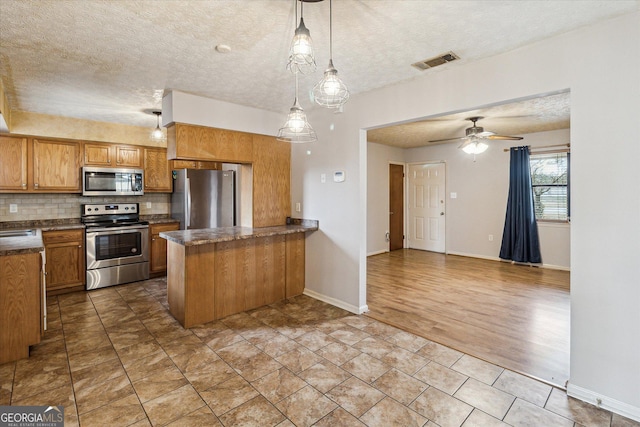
[499,146,542,264]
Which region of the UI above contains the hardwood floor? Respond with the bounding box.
[366,249,570,388]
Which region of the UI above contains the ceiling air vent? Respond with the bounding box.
[411,51,459,71]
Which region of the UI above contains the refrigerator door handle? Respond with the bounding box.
[186,177,191,228]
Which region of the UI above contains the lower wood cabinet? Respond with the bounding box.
[150,222,180,275]
[0,252,42,364]
[43,229,85,295]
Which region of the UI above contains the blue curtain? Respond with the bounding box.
[499,146,542,263]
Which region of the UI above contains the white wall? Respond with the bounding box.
[368,128,570,269]
[367,142,405,255]
[292,12,640,420]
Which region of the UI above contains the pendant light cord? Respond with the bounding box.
[329,0,333,60]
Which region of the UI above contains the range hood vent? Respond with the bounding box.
[412,51,459,70]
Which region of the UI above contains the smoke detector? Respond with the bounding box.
[412,51,459,70]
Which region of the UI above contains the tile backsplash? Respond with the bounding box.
[0,193,171,222]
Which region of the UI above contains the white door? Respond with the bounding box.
[408,163,446,252]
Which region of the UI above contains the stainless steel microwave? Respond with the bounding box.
[82,166,144,196]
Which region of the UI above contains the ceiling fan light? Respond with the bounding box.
[312,60,349,108]
[461,139,488,154]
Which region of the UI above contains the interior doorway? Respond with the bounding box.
[388,163,404,251]
[408,162,446,253]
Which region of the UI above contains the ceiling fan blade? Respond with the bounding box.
[429,136,466,143]
[487,135,524,140]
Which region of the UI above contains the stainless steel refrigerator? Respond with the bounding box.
[171,169,235,230]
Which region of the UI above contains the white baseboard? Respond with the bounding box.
[567,383,640,422]
[367,249,388,257]
[303,288,368,315]
[446,251,570,271]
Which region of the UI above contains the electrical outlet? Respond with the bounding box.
[295,202,301,212]
[488,234,494,241]
[146,202,152,209]
[9,204,18,213]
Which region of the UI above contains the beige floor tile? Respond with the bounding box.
[410,387,474,427]
[462,408,511,427]
[67,345,119,373]
[251,367,307,404]
[386,330,431,352]
[373,368,428,405]
[231,351,283,382]
[361,319,403,338]
[11,364,71,402]
[314,408,367,427]
[276,345,323,373]
[295,330,338,351]
[142,384,205,426]
[361,396,429,427]
[414,361,468,395]
[329,325,371,346]
[326,376,385,417]
[170,345,220,374]
[123,350,176,382]
[78,393,147,427]
[256,333,302,358]
[451,355,504,385]
[352,336,396,359]
[75,374,134,415]
[64,331,112,356]
[545,388,612,427]
[11,382,77,418]
[163,405,221,426]
[612,413,640,427]
[382,346,430,376]
[418,341,464,367]
[107,328,158,351]
[131,365,188,402]
[341,352,391,383]
[215,340,261,365]
[70,357,126,391]
[238,326,281,345]
[316,342,361,366]
[219,395,285,427]
[276,385,338,427]
[199,374,259,416]
[190,320,230,341]
[156,334,204,359]
[339,314,376,330]
[204,329,245,350]
[115,339,164,367]
[493,369,552,407]
[504,398,574,427]
[181,359,236,392]
[298,360,352,393]
[454,378,515,419]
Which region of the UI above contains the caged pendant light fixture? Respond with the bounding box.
[287,0,316,75]
[312,0,349,108]
[277,73,317,143]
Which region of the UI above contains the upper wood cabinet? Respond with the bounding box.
[0,135,28,191]
[144,147,172,192]
[33,139,82,192]
[84,142,142,168]
[167,123,253,163]
[171,160,221,170]
[252,134,291,228]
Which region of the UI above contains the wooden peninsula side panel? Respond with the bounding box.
[164,227,313,329]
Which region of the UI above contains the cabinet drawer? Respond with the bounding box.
[43,229,84,244]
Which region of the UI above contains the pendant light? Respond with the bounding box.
[277,73,317,143]
[312,0,349,108]
[150,111,164,141]
[287,0,316,75]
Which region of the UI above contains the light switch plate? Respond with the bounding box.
[295,202,301,212]
[9,204,18,213]
[320,173,326,183]
[450,192,457,199]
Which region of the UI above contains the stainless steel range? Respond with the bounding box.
[82,203,149,290]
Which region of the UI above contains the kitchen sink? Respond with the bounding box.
[0,229,36,238]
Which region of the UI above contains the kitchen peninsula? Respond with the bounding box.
[160,219,318,328]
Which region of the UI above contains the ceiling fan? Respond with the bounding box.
[429,116,523,154]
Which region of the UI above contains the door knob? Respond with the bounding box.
[390,212,394,215]
[440,212,445,216]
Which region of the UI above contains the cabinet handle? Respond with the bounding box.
[78,245,82,248]
[34,183,39,188]
[108,160,111,164]
[22,183,26,188]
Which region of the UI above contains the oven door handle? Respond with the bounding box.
[86,225,149,234]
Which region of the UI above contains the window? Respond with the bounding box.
[530,151,570,221]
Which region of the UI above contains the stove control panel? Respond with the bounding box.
[82,203,138,216]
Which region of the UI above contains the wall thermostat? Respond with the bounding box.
[334,171,345,183]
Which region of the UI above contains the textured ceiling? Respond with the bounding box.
[0,0,637,136]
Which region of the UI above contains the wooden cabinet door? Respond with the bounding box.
[84,142,113,166]
[150,222,179,273]
[33,139,82,192]
[115,145,142,168]
[144,148,172,192]
[252,134,291,227]
[170,124,253,163]
[0,136,28,191]
[43,230,85,293]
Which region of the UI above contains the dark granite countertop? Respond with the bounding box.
[0,229,45,256]
[1,218,84,231]
[160,219,318,247]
